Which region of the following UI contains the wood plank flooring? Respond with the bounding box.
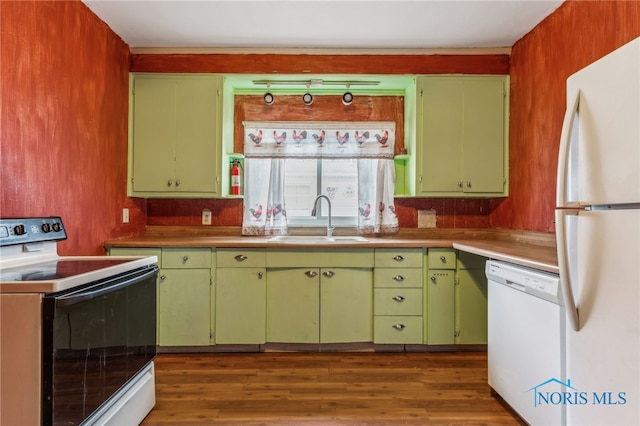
[142,351,522,425]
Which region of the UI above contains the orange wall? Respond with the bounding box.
[0,0,145,255]
[491,0,640,232]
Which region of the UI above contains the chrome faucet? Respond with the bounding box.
[311,195,334,238]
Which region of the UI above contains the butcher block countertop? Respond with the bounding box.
[104,227,559,274]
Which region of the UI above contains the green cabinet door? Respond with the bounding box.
[320,268,373,343]
[215,267,266,344]
[455,268,488,344]
[267,268,319,343]
[426,270,455,345]
[130,73,222,197]
[419,77,464,194]
[132,76,176,192]
[173,76,220,193]
[462,78,506,193]
[158,268,211,346]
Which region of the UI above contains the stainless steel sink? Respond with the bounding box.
[267,235,369,243]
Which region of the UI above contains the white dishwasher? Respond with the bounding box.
[486,260,565,426]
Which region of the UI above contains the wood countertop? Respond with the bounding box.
[104,227,558,274]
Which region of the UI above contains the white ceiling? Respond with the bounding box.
[83,0,564,51]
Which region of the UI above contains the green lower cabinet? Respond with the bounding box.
[158,268,211,346]
[426,269,455,345]
[215,267,266,344]
[267,268,320,343]
[455,266,488,345]
[320,268,372,343]
[266,268,372,344]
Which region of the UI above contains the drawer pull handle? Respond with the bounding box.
[234,254,248,262]
[258,272,263,279]
[305,270,318,278]
[322,270,335,278]
[392,275,405,282]
[392,295,405,302]
[392,323,406,331]
[182,255,189,263]
[430,276,437,283]
[393,255,405,262]
[159,275,166,281]
[439,256,447,263]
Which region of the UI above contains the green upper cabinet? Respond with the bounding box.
[416,75,509,197]
[129,73,223,197]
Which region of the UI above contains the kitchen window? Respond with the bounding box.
[284,158,358,227]
[241,121,398,236]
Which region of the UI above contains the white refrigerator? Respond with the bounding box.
[555,36,640,425]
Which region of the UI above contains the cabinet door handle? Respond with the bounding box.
[175,180,181,187]
[305,270,318,278]
[182,255,189,263]
[392,275,405,282]
[392,295,405,302]
[466,181,471,188]
[234,254,248,262]
[430,276,437,283]
[439,255,447,263]
[257,272,263,279]
[167,180,173,187]
[393,255,405,262]
[322,270,335,278]
[457,181,463,188]
[159,275,166,281]
[392,323,406,330]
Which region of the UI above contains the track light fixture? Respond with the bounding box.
[342,84,354,106]
[302,84,313,105]
[263,83,274,105]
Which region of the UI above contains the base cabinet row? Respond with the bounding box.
[108,246,487,348]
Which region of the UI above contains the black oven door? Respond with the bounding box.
[42,265,158,426]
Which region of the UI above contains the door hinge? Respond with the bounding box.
[454,277,460,286]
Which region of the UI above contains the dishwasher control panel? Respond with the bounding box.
[485,260,562,305]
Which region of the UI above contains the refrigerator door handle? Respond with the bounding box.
[556,89,581,208]
[555,209,580,331]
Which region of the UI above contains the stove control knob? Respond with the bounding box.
[14,224,27,235]
[42,223,51,233]
[52,223,61,232]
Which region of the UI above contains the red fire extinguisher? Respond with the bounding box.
[231,160,242,195]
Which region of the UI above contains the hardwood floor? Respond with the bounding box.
[142,351,521,425]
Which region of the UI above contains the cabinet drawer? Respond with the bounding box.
[162,248,211,269]
[217,248,266,268]
[109,247,162,261]
[374,288,422,316]
[374,316,423,344]
[374,268,423,288]
[428,248,456,269]
[374,248,422,268]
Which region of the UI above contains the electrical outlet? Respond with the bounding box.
[122,208,129,223]
[202,209,212,225]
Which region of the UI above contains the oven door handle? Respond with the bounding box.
[55,267,158,308]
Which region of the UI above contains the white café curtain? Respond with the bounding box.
[242,121,399,235]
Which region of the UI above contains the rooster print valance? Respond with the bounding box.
[243,121,395,159]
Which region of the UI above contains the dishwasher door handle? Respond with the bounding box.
[505,280,527,292]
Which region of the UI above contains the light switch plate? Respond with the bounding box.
[202,209,212,225]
